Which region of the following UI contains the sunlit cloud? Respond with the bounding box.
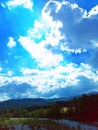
[7,71,14,77]
[0,61,98,99]
[19,36,63,67]
[7,0,33,11]
[88,5,98,17]
[7,37,16,48]
[21,68,39,75]
[0,0,98,100]
[43,0,98,51]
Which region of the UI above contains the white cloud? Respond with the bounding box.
[28,20,49,40]
[21,68,39,75]
[88,5,98,17]
[19,36,63,67]
[19,62,98,93]
[42,0,98,51]
[0,61,98,99]
[1,0,98,100]
[7,71,13,77]
[7,0,33,11]
[1,3,5,8]
[18,2,64,68]
[0,93,10,101]
[41,0,98,71]
[7,37,16,48]
[0,76,9,87]
[28,16,63,47]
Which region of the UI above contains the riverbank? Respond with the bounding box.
[2,116,98,127]
[0,118,98,130]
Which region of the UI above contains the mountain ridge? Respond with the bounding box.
[0,96,74,110]
[0,91,98,110]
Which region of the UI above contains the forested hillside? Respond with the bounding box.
[0,93,98,123]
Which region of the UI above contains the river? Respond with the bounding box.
[1,119,98,130]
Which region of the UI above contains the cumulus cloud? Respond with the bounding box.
[17,1,64,68]
[42,0,98,51]
[19,36,63,67]
[19,63,98,97]
[0,82,37,100]
[7,71,14,77]
[0,61,98,99]
[47,76,98,98]
[7,37,16,48]
[21,68,39,76]
[7,0,33,10]
[1,0,98,100]
[88,5,98,17]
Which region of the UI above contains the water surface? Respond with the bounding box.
[1,119,98,130]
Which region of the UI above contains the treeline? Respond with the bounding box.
[1,94,98,121]
[0,103,62,118]
[65,94,98,121]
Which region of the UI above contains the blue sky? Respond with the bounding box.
[0,0,98,101]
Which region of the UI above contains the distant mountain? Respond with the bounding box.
[0,96,75,110]
[0,95,84,110]
[0,90,98,110]
[87,91,98,95]
[0,98,49,110]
